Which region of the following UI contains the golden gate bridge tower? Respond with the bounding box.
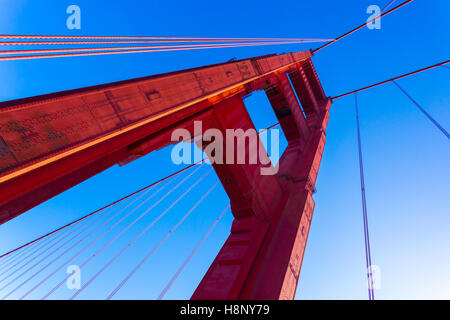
[0,0,447,300]
[0,50,329,299]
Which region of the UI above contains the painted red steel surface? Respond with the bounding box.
[192,59,331,300]
[0,51,310,224]
[0,50,331,300]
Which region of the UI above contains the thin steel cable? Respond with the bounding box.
[0,40,314,55]
[105,179,219,300]
[0,206,110,292]
[382,0,397,12]
[157,203,230,300]
[0,39,333,46]
[18,178,170,300]
[332,60,450,100]
[71,168,214,300]
[0,162,203,261]
[392,80,450,140]
[0,124,280,263]
[6,188,151,300]
[355,93,375,300]
[0,200,127,300]
[0,40,312,62]
[0,224,82,273]
[0,218,90,279]
[2,124,278,298]
[0,237,51,273]
[0,35,331,40]
[0,252,19,267]
[0,241,40,268]
[313,0,413,53]
[355,93,374,300]
[41,164,203,300]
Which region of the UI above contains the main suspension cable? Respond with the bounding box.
[0,38,333,46]
[0,41,319,56]
[0,40,313,62]
[331,60,449,100]
[313,0,413,53]
[0,35,330,41]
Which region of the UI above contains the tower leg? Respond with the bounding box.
[192,64,331,300]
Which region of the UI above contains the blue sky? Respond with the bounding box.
[0,0,449,300]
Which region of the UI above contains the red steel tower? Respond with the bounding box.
[0,50,330,299]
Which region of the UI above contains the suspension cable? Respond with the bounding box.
[313,0,413,53]
[0,122,281,262]
[0,207,109,293]
[0,38,332,46]
[354,93,375,300]
[0,41,313,62]
[0,232,60,273]
[0,161,202,260]
[105,179,219,300]
[0,35,331,41]
[382,0,397,13]
[1,202,124,299]
[332,60,450,100]
[18,177,171,300]
[18,181,163,300]
[41,165,203,300]
[7,188,152,300]
[0,240,39,267]
[157,203,231,300]
[392,80,450,140]
[0,213,97,281]
[70,168,213,300]
[0,41,322,55]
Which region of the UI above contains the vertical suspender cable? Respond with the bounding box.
[355,93,375,300]
[0,234,57,274]
[381,0,397,13]
[392,80,450,140]
[41,165,203,300]
[0,206,110,293]
[0,211,100,283]
[0,241,40,269]
[71,168,214,300]
[6,188,153,300]
[17,182,162,300]
[106,179,219,300]
[157,203,230,300]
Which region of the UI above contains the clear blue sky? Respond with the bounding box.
[0,0,449,300]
